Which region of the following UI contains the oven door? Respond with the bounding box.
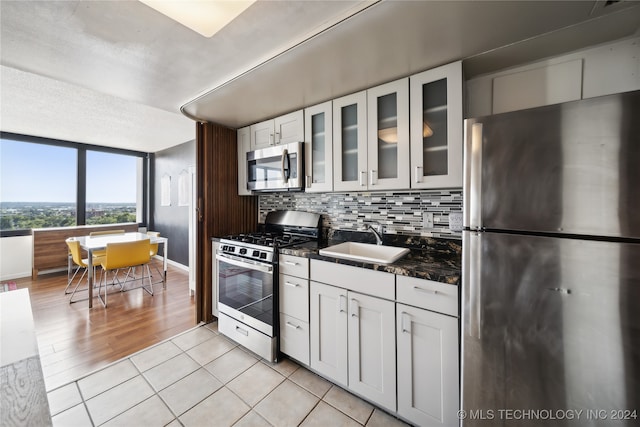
[247,141,303,191]
[216,252,275,336]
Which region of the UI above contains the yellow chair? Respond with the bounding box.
[146,231,164,279]
[98,239,151,307]
[65,238,104,303]
[89,230,125,258]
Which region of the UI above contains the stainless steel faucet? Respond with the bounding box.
[367,223,384,245]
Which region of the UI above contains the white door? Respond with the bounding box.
[367,78,410,190]
[409,61,463,189]
[397,303,459,427]
[333,91,367,192]
[310,281,348,386]
[275,110,304,145]
[304,101,333,193]
[347,291,396,412]
[251,119,274,150]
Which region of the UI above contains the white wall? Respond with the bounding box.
[466,36,640,118]
[0,235,32,281]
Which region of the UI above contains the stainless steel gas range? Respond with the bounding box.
[216,211,321,362]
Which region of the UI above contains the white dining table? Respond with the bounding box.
[74,232,168,308]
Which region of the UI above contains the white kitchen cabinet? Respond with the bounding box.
[333,91,368,191]
[250,110,304,150]
[304,101,333,193]
[347,291,397,412]
[397,303,459,427]
[237,126,251,196]
[333,79,410,192]
[279,254,310,365]
[310,280,348,386]
[366,78,410,190]
[410,61,463,189]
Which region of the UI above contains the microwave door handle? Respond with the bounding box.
[281,149,290,183]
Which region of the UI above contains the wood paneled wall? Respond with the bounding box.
[32,223,138,279]
[196,122,258,322]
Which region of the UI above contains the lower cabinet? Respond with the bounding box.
[310,281,396,412]
[397,303,459,427]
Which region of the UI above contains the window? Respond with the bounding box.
[0,139,77,230]
[0,133,148,236]
[86,151,142,225]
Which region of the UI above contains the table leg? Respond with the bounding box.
[163,240,168,289]
[88,249,93,309]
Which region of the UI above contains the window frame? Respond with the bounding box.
[0,132,149,237]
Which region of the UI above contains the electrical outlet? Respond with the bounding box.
[423,212,434,229]
[449,212,463,231]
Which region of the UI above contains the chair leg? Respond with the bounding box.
[97,269,108,308]
[65,265,85,294]
[140,264,154,296]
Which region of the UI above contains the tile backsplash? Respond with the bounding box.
[259,189,463,240]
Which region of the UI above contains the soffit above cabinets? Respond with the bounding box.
[182,0,640,129]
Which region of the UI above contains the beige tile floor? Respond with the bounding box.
[47,322,410,427]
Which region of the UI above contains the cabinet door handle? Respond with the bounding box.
[275,131,281,144]
[350,298,358,318]
[284,261,298,266]
[284,281,299,288]
[269,133,275,146]
[306,175,311,188]
[338,294,347,313]
[359,171,367,186]
[413,286,438,295]
[414,166,423,183]
[370,170,377,185]
[285,321,300,330]
[401,312,412,334]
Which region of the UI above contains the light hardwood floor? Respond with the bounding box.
[12,260,197,391]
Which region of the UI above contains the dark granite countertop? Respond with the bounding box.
[278,230,461,286]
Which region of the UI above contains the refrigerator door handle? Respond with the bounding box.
[465,122,483,230]
[467,231,482,339]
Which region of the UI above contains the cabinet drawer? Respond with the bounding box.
[218,313,276,361]
[279,313,310,366]
[310,259,395,300]
[279,254,309,279]
[279,274,309,321]
[396,276,458,317]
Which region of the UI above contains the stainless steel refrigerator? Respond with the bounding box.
[462,90,640,426]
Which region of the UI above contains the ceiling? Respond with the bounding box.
[1,0,639,153]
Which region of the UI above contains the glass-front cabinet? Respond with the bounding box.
[367,78,409,190]
[409,61,463,189]
[304,101,333,193]
[333,91,367,192]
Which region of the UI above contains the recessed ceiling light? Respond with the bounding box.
[140,0,255,38]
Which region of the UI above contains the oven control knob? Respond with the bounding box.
[239,248,247,255]
[222,245,228,251]
[253,250,260,258]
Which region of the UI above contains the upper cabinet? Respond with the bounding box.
[237,126,251,196]
[333,78,410,192]
[251,110,304,150]
[367,78,410,190]
[333,91,368,192]
[304,101,333,193]
[410,61,463,189]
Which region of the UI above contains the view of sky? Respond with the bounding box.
[0,139,137,203]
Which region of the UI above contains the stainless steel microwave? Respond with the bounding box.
[247,141,303,192]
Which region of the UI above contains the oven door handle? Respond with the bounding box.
[216,253,273,273]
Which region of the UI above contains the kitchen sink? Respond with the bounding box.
[318,242,410,265]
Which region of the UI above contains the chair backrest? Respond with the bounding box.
[103,239,151,270]
[66,238,86,268]
[90,230,125,236]
[147,231,160,257]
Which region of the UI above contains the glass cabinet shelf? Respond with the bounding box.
[424,145,447,152]
[423,105,447,114]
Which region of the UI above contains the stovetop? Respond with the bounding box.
[219,210,322,264]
